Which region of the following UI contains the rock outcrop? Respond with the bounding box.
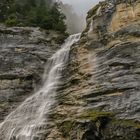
[0,26,66,122]
[46,0,140,139]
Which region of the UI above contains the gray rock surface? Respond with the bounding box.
[0,26,66,122]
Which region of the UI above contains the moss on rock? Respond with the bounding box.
[80,110,114,121]
[112,119,140,129]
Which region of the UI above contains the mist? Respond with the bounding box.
[61,0,101,15]
[59,0,102,33]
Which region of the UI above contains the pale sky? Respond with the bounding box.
[61,0,102,15]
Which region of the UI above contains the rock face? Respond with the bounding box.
[46,0,140,140]
[0,26,66,122]
[0,0,140,140]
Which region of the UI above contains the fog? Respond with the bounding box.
[61,0,101,15]
[60,0,102,33]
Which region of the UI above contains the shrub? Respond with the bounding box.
[5,15,18,26]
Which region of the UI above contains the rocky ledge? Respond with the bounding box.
[46,0,140,140]
[0,26,66,122]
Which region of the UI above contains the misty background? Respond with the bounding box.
[15,0,101,33]
[59,0,101,33]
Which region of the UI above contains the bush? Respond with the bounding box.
[5,15,18,26]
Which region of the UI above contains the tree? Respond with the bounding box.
[0,0,67,33]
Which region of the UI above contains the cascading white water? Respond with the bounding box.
[0,33,81,140]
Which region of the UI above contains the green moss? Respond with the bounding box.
[80,110,114,121]
[81,110,140,128]
[112,119,140,129]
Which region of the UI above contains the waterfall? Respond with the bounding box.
[0,33,81,140]
[88,20,93,34]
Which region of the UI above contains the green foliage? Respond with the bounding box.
[112,119,140,129]
[0,0,66,33]
[5,15,18,26]
[80,110,114,121]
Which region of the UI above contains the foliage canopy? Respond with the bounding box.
[0,0,67,33]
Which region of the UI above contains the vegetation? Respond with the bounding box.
[112,119,140,129]
[80,110,114,121]
[0,0,67,33]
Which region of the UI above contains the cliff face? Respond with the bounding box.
[47,0,140,139]
[0,26,66,122]
[0,0,140,140]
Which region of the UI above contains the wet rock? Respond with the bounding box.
[0,26,66,122]
[46,0,140,139]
